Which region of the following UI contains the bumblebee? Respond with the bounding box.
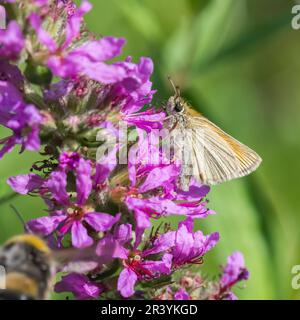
[0,233,99,300]
[0,234,55,300]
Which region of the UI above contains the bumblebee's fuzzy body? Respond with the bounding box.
[0,235,54,300]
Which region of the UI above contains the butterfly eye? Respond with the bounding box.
[174,101,184,112]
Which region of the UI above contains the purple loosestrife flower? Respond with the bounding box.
[221,252,249,287]
[96,224,173,298]
[0,21,24,60]
[172,219,219,266]
[55,273,104,300]
[205,252,250,300]
[28,2,129,82]
[29,3,155,113]
[110,56,156,115]
[0,81,42,158]
[217,251,249,299]
[153,218,219,268]
[26,154,120,248]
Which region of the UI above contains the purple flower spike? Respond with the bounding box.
[0,0,252,300]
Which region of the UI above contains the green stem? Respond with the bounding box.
[0,192,19,206]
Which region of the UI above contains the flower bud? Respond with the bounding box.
[24,60,52,86]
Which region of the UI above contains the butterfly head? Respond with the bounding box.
[166,76,186,115]
[166,95,186,115]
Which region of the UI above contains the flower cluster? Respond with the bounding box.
[1,0,249,300]
[155,252,249,300]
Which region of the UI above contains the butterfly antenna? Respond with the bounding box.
[9,204,31,234]
[167,76,181,98]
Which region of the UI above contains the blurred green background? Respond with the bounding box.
[1,0,300,299]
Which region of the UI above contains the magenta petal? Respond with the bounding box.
[114,224,132,245]
[0,80,23,114]
[62,0,92,49]
[224,292,238,300]
[76,158,92,205]
[44,80,73,101]
[7,173,44,194]
[46,170,70,205]
[176,178,210,201]
[84,212,120,232]
[142,253,172,275]
[172,224,196,264]
[123,110,165,131]
[55,273,103,300]
[143,231,175,256]
[27,215,66,236]
[0,61,24,88]
[28,13,57,52]
[72,37,126,62]
[174,288,190,300]
[71,221,93,248]
[139,164,180,193]
[137,57,154,82]
[0,136,15,159]
[0,21,24,60]
[202,231,220,254]
[47,55,79,78]
[22,125,40,151]
[96,235,128,260]
[94,143,118,184]
[179,217,194,232]
[82,61,127,83]
[126,195,212,219]
[117,267,137,298]
[134,209,151,248]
